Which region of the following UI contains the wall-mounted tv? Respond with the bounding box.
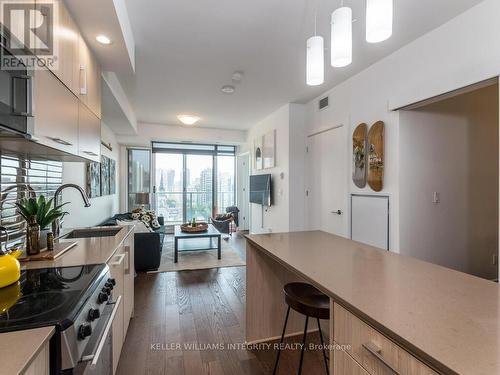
[250,174,272,206]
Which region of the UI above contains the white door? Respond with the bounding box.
[237,153,250,230]
[306,126,348,237]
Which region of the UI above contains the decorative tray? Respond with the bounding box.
[180,223,208,233]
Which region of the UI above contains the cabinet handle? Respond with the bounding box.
[83,151,98,156]
[124,246,131,275]
[109,253,125,266]
[80,64,87,95]
[362,342,400,375]
[47,137,73,146]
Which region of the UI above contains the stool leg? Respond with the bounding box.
[298,316,309,375]
[317,318,329,375]
[273,306,291,375]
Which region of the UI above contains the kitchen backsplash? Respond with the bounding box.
[0,153,62,250]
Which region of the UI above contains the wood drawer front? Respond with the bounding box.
[334,349,370,375]
[334,304,438,375]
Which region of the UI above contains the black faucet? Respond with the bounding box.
[52,184,91,237]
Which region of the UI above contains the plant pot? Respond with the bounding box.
[39,228,51,250]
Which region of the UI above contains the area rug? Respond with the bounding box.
[148,236,246,273]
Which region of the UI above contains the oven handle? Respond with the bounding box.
[81,295,122,367]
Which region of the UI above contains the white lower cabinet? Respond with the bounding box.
[108,230,135,374]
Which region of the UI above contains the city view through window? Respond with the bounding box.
[154,153,235,223]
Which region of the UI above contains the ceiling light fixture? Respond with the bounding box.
[306,36,324,86]
[331,6,352,67]
[366,0,393,43]
[96,34,112,45]
[177,114,200,125]
[306,12,324,86]
[221,85,235,94]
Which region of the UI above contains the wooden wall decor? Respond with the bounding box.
[367,121,385,192]
[352,123,368,188]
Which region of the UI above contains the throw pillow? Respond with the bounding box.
[116,219,152,233]
[215,213,233,221]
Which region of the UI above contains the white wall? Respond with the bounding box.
[246,103,307,234]
[399,84,498,280]
[117,122,246,146]
[62,123,121,227]
[302,0,500,252]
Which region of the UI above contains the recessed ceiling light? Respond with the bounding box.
[96,35,112,45]
[177,114,201,125]
[221,85,235,94]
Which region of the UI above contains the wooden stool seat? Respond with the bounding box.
[284,282,330,320]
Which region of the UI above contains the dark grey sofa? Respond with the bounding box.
[101,213,166,272]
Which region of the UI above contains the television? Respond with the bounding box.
[250,174,272,206]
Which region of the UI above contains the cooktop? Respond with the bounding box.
[0,264,107,333]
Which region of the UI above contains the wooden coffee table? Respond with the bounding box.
[174,224,222,263]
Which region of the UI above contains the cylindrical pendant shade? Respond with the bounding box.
[366,0,393,43]
[331,7,352,68]
[306,35,324,86]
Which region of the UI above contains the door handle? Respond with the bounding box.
[47,137,73,146]
[80,64,87,95]
[331,210,342,215]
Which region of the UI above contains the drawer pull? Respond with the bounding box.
[362,342,400,375]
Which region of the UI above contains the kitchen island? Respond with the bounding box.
[245,231,500,375]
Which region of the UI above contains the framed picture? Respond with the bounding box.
[109,159,116,194]
[262,129,276,169]
[100,156,110,196]
[254,137,263,170]
[86,162,101,198]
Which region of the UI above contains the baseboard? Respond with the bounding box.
[245,328,320,345]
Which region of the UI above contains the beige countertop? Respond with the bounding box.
[20,224,134,270]
[0,326,54,374]
[245,231,500,375]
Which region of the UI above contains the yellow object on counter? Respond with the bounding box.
[0,249,22,289]
[0,281,21,313]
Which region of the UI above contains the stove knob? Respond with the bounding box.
[97,292,108,304]
[105,281,114,290]
[102,287,111,295]
[107,278,116,286]
[88,308,100,321]
[78,324,92,340]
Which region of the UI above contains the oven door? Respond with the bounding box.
[0,45,33,135]
[74,296,122,375]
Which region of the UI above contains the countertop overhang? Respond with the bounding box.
[245,231,500,375]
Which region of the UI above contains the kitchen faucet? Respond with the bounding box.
[52,184,91,237]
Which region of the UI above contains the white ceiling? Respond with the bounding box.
[119,0,484,130]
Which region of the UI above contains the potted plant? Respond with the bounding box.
[15,196,68,251]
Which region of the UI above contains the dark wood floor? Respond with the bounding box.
[117,233,328,375]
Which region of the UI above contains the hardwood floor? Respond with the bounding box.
[117,232,328,375]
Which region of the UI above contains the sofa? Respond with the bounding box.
[101,213,166,272]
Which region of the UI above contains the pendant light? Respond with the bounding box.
[330,6,352,67]
[366,0,393,43]
[306,14,324,86]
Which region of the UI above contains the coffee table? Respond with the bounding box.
[174,224,222,263]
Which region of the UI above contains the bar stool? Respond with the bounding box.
[273,282,330,375]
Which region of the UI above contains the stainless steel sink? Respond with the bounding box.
[61,227,122,239]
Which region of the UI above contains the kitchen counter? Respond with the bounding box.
[245,231,500,375]
[0,326,54,374]
[20,225,135,270]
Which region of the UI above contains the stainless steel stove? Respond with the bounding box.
[0,264,118,374]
